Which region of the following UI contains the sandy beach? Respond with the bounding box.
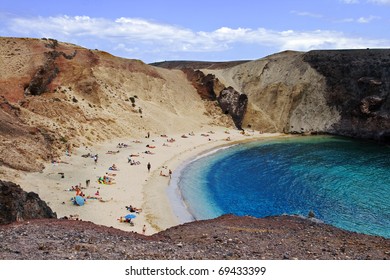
[17,126,282,235]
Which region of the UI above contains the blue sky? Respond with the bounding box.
[1,0,390,62]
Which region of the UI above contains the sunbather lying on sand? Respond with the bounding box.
[146,144,156,148]
[98,176,116,184]
[117,216,135,225]
[117,143,129,148]
[109,164,119,171]
[130,153,140,157]
[81,153,92,158]
[126,205,142,213]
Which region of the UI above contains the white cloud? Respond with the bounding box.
[8,15,225,53]
[5,15,390,60]
[291,10,323,18]
[334,15,381,24]
[342,0,390,4]
[368,0,390,4]
[341,0,360,3]
[336,18,356,23]
[254,29,386,51]
[357,15,381,23]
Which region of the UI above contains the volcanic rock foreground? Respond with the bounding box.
[1,213,389,260]
[2,182,388,260]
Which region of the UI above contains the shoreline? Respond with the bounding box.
[14,126,284,235]
[165,143,242,225]
[143,130,289,232]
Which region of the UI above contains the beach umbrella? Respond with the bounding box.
[75,195,85,206]
[124,214,137,220]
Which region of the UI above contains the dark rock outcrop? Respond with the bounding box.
[218,86,248,129]
[24,39,77,96]
[0,180,57,224]
[181,68,221,100]
[181,68,248,129]
[303,49,390,142]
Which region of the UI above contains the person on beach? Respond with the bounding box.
[94,154,98,164]
[86,179,90,187]
[147,162,151,172]
[169,169,172,179]
[110,164,118,171]
[126,205,142,213]
[142,225,146,235]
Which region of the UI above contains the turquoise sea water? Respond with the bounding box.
[178,136,390,238]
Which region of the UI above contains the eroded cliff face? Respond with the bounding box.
[202,51,339,133]
[303,50,390,142]
[203,50,390,141]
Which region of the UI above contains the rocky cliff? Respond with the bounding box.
[0,180,57,224]
[303,50,390,141]
[202,50,390,141]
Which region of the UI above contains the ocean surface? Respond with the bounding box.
[174,136,390,238]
